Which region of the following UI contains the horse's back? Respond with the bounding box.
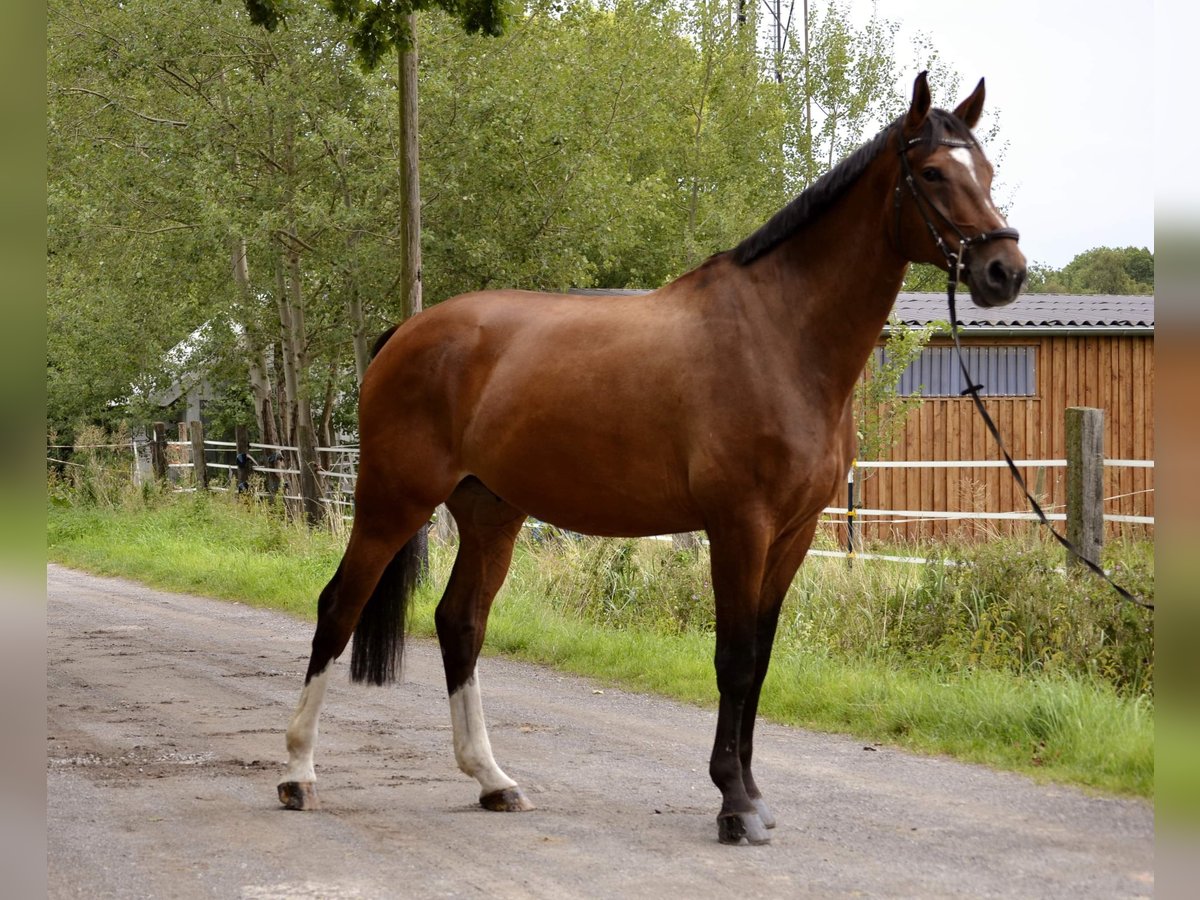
[359,288,715,532]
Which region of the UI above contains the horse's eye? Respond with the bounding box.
[921,167,943,183]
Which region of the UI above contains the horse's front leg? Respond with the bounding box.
[706,523,772,845]
[737,520,820,832]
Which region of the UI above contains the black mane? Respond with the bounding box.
[732,109,975,266]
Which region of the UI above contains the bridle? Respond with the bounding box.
[894,132,1021,281]
[891,130,1153,613]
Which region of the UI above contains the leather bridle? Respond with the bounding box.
[894,133,1021,282]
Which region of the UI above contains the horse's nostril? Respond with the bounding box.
[987,260,1008,288]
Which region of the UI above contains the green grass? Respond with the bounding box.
[47,487,1154,797]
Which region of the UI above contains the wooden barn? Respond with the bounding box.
[857,292,1155,543]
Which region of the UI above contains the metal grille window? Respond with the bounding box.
[876,345,1037,397]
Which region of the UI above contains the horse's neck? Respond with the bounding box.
[756,175,908,400]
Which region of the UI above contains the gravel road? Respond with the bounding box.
[47,565,1153,898]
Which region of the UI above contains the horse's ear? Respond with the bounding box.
[904,71,931,135]
[953,78,986,129]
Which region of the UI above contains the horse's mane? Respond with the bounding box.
[731,109,974,266]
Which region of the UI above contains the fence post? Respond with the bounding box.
[296,422,324,525]
[235,424,252,493]
[150,422,168,481]
[672,532,701,552]
[845,461,856,567]
[432,503,458,543]
[189,420,208,489]
[1065,406,1103,570]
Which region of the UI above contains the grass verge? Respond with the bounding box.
[47,492,1153,797]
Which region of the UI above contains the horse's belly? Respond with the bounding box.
[468,443,700,538]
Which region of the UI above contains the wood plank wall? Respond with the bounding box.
[846,335,1154,544]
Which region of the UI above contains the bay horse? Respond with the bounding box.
[277,72,1026,845]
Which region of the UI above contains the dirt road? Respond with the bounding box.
[47,565,1153,898]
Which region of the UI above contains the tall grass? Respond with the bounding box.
[519,531,1154,696]
[46,450,1154,796]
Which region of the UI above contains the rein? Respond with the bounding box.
[896,137,1154,613]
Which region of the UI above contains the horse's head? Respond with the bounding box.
[895,72,1027,307]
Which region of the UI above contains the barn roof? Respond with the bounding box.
[893,292,1154,333]
[570,289,1154,335]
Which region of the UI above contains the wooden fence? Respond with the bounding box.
[139,406,1150,569]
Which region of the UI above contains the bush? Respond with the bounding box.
[525,535,714,634]
[782,538,1153,695]
[519,530,1153,697]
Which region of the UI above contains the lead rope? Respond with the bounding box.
[943,271,1153,611]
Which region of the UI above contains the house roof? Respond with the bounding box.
[570,289,1155,334]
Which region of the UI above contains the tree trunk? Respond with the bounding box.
[318,360,337,470]
[274,254,300,450]
[285,239,325,523]
[398,15,422,321]
[335,149,371,385]
[230,237,278,444]
[397,15,426,572]
[804,0,811,179]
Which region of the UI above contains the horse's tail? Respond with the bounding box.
[349,534,425,686]
[370,324,400,360]
[348,321,423,686]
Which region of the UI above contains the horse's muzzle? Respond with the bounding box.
[964,243,1026,307]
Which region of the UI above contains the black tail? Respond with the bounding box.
[349,531,426,686]
[370,324,400,360]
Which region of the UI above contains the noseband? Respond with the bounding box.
[894,133,1020,281]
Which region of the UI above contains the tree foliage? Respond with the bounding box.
[47,0,1038,450]
[1024,247,1153,294]
[243,0,511,62]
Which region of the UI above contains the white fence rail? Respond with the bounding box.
[54,433,1154,567]
[157,439,1153,535]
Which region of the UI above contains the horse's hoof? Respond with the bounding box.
[751,796,777,829]
[480,786,535,812]
[717,811,771,845]
[278,781,320,810]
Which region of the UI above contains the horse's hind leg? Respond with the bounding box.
[278,500,433,810]
[436,478,531,811]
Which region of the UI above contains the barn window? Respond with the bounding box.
[876,345,1037,397]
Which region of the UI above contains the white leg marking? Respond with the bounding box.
[281,666,330,785]
[448,668,518,795]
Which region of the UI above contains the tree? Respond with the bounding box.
[414,1,787,295]
[244,0,512,327]
[48,0,403,506]
[781,0,901,192]
[902,263,949,292]
[1023,247,1154,294]
[50,0,946,459]
[855,318,945,469]
[1060,246,1153,294]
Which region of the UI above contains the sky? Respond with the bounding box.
[828,0,1156,269]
